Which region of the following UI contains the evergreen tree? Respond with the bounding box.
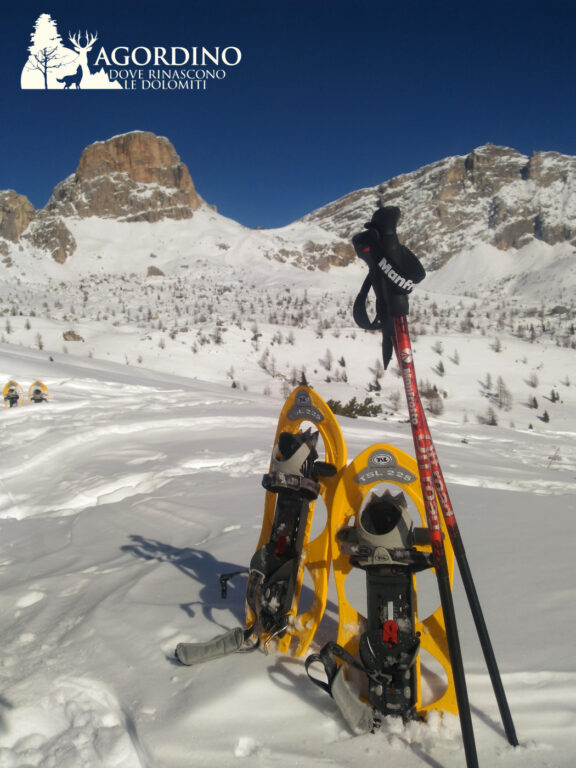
[24,14,74,88]
[485,407,498,426]
[496,376,512,410]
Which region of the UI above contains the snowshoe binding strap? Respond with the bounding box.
[337,490,433,571]
[175,627,254,666]
[306,642,375,734]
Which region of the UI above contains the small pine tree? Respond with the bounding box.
[427,393,445,415]
[327,397,383,419]
[496,376,513,410]
[485,406,498,426]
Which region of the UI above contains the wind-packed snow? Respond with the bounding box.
[0,341,574,768]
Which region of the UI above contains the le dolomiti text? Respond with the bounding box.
[109,69,226,88]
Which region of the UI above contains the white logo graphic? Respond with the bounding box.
[21,14,120,89]
[21,13,242,91]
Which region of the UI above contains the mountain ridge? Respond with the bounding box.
[1,133,575,289]
[302,143,576,268]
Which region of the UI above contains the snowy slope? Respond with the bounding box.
[0,346,574,768]
[425,240,576,303]
[1,204,351,281]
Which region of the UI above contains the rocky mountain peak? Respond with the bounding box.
[303,143,576,268]
[45,131,203,223]
[76,131,190,184]
[0,131,208,264]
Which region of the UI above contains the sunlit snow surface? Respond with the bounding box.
[0,346,574,768]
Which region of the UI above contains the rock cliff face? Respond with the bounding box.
[23,216,77,264]
[303,144,576,268]
[0,131,206,264]
[0,191,36,243]
[44,131,203,223]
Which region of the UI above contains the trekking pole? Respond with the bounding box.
[352,206,479,768]
[353,204,517,753]
[392,322,518,746]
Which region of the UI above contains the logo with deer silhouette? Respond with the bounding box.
[21,14,121,89]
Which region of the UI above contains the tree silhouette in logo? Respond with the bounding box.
[21,13,75,89]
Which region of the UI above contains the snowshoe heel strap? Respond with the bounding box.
[175,626,246,665]
[305,642,374,734]
[331,666,374,735]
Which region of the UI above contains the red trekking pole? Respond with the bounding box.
[353,205,518,765]
[393,315,518,748]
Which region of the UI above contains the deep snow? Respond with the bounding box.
[2,133,576,767]
[0,344,574,768]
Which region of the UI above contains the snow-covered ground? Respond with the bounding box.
[1,194,575,765]
[0,344,574,768]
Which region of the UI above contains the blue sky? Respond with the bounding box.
[1,0,575,228]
